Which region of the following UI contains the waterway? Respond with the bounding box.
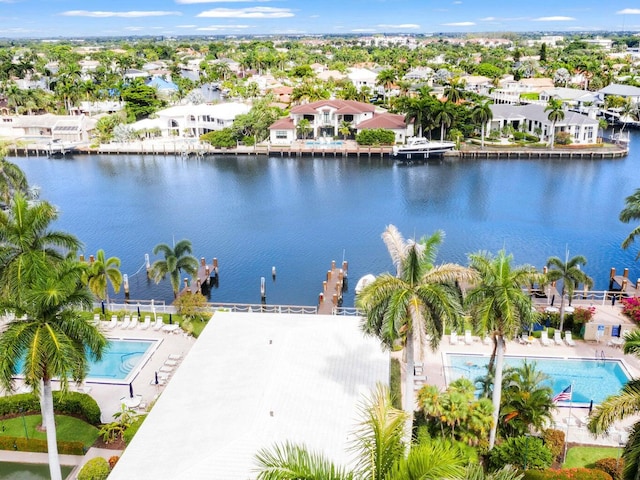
[10,131,640,307]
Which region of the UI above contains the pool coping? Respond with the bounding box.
[441,351,632,407]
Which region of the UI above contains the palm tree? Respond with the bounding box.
[149,239,199,298]
[254,385,467,480]
[471,100,493,149]
[499,361,555,438]
[465,250,538,449]
[0,149,28,206]
[465,464,523,480]
[544,99,565,150]
[338,120,351,140]
[433,100,456,141]
[376,69,397,106]
[620,188,640,258]
[0,193,82,300]
[545,252,593,332]
[356,226,473,419]
[85,249,122,306]
[296,118,312,140]
[588,329,640,480]
[444,79,464,104]
[0,258,108,480]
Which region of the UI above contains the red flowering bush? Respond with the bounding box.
[573,306,596,323]
[621,297,640,323]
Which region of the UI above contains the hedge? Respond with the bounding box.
[0,392,101,426]
[77,457,110,480]
[524,468,613,480]
[0,435,85,455]
[123,414,147,445]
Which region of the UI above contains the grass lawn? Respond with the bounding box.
[0,414,99,449]
[96,309,209,338]
[563,446,622,468]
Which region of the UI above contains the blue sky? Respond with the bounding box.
[1,0,640,39]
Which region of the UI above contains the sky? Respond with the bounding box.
[1,0,640,39]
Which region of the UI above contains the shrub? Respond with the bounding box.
[355,129,395,146]
[489,436,553,471]
[0,436,85,455]
[77,457,110,480]
[0,392,100,426]
[594,457,623,480]
[524,468,612,480]
[200,129,236,148]
[573,306,596,324]
[621,297,640,323]
[543,428,565,461]
[108,455,120,469]
[123,414,147,445]
[555,131,572,145]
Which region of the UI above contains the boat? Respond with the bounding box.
[355,274,376,294]
[392,137,456,159]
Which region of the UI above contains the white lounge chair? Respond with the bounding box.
[565,331,576,346]
[108,315,118,329]
[93,314,101,325]
[128,315,138,329]
[464,330,473,345]
[164,359,178,367]
[168,353,182,360]
[540,330,551,346]
[141,315,151,330]
[153,316,164,331]
[450,331,458,345]
[553,330,563,346]
[483,335,492,345]
[159,365,174,373]
[120,315,131,329]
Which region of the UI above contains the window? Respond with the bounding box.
[275,130,288,139]
[585,126,594,140]
[323,112,330,124]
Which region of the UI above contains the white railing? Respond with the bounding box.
[207,302,317,315]
[528,289,633,307]
[333,307,363,316]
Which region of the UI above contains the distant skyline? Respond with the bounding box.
[1,0,640,39]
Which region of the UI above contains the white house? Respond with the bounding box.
[489,104,599,145]
[598,84,640,105]
[131,102,250,138]
[0,114,96,142]
[346,67,378,92]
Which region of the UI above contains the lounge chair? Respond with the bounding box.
[540,330,551,346]
[450,331,458,345]
[141,315,151,330]
[464,330,473,345]
[153,316,164,331]
[414,363,423,376]
[483,335,492,345]
[120,315,131,329]
[168,353,182,360]
[108,315,118,329]
[128,315,138,329]
[93,314,101,325]
[164,359,178,367]
[159,365,174,373]
[554,330,563,346]
[565,331,576,346]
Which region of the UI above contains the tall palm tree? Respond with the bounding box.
[376,69,397,106]
[444,79,465,104]
[471,100,493,149]
[544,99,565,150]
[0,258,108,480]
[254,385,467,480]
[433,100,456,141]
[465,250,538,449]
[588,329,640,480]
[149,239,199,298]
[357,226,473,418]
[0,149,28,206]
[620,188,640,258]
[85,249,122,306]
[545,252,593,332]
[0,193,82,300]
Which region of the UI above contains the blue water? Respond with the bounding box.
[13,339,154,382]
[10,129,640,305]
[447,354,631,404]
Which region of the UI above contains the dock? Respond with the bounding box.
[609,267,639,296]
[179,257,219,295]
[317,260,348,315]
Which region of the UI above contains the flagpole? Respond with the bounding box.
[563,381,574,462]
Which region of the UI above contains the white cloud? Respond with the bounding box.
[352,28,376,32]
[176,24,197,28]
[452,1,462,3]
[125,26,145,31]
[479,17,496,21]
[617,8,640,14]
[197,7,293,18]
[61,10,182,18]
[196,24,251,30]
[441,21,475,26]
[533,16,576,21]
[377,23,419,29]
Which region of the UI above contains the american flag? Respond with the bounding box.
[553,385,572,403]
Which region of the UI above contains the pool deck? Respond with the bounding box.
[409,305,640,446]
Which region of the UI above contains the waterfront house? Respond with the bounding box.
[146,77,179,98]
[598,84,640,105]
[489,104,599,145]
[268,99,411,144]
[492,77,555,104]
[346,67,378,92]
[0,113,96,142]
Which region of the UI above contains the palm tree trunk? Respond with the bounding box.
[481,124,485,149]
[42,379,62,480]
[550,122,555,150]
[558,287,567,332]
[489,335,505,449]
[404,332,415,441]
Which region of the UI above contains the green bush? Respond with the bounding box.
[123,414,147,445]
[0,436,85,455]
[0,392,101,426]
[355,129,395,146]
[390,358,402,410]
[524,468,612,480]
[200,129,236,148]
[543,428,565,461]
[514,131,540,142]
[594,457,623,480]
[555,131,573,145]
[77,457,111,480]
[489,436,553,471]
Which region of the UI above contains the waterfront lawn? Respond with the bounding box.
[0,414,99,449]
[563,446,621,468]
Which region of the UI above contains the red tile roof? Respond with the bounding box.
[290,100,375,115]
[268,117,295,130]
[356,113,407,130]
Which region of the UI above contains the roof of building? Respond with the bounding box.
[540,87,596,101]
[598,83,640,97]
[490,103,599,126]
[268,117,295,130]
[147,77,179,91]
[156,102,250,120]
[356,112,406,130]
[290,99,375,115]
[108,311,389,480]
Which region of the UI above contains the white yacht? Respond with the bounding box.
[392,137,456,159]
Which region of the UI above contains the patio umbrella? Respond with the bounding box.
[129,383,134,398]
[588,399,593,415]
[155,372,159,385]
[550,295,555,306]
[101,301,105,315]
[137,305,141,317]
[169,313,173,324]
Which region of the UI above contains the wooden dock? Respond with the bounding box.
[317,260,348,315]
[180,257,219,295]
[609,267,639,296]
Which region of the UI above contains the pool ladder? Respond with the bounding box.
[596,350,605,361]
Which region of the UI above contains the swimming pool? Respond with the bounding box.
[14,338,158,385]
[445,354,632,405]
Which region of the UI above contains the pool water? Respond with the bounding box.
[446,354,631,404]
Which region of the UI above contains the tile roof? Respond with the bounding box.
[356,113,406,130]
[290,99,375,115]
